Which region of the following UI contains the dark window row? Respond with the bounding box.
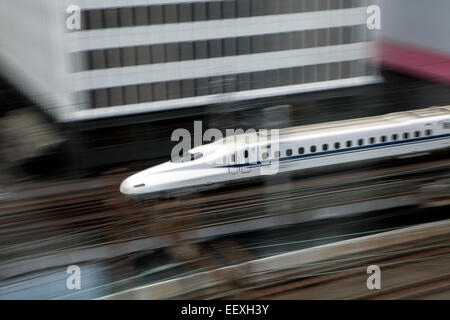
[88,59,373,108]
[270,129,435,157]
[82,0,365,30]
[78,25,366,71]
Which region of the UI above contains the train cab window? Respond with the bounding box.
[322,144,328,151]
[414,131,421,138]
[192,152,203,160]
[425,129,433,136]
[298,147,305,154]
[403,132,409,139]
[334,142,340,149]
[381,135,387,143]
[391,134,398,141]
[346,140,352,148]
[262,152,269,160]
[369,137,376,144]
[358,139,364,146]
[274,151,281,158]
[286,149,293,156]
[310,145,317,153]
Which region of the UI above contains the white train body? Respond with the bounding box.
[120,106,450,199]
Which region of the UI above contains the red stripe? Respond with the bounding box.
[375,39,450,84]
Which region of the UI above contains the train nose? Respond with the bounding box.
[120,175,146,195]
[119,177,132,195]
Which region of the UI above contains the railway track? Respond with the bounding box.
[258,246,450,300]
[0,156,449,279]
[246,242,450,300]
[103,219,450,300]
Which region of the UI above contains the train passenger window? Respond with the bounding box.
[369,137,376,144]
[403,132,409,139]
[358,139,364,146]
[444,122,450,129]
[310,146,317,153]
[262,152,269,160]
[334,142,340,149]
[286,149,293,156]
[346,140,352,148]
[231,154,236,162]
[391,134,398,141]
[415,131,421,138]
[381,136,387,142]
[322,144,328,151]
[244,150,249,159]
[274,151,281,158]
[425,129,433,136]
[298,147,305,154]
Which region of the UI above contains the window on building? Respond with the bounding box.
[194,41,208,59]
[119,7,134,27]
[149,5,163,25]
[207,2,222,20]
[193,2,207,21]
[178,3,192,23]
[166,43,180,62]
[223,0,236,19]
[134,7,149,26]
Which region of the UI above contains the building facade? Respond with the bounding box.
[0,0,377,123]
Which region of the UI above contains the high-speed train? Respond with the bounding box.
[120,106,450,200]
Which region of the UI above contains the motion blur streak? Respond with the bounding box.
[0,0,450,301]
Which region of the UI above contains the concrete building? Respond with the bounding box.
[0,0,378,123]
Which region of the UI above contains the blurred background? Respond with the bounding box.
[0,0,449,300]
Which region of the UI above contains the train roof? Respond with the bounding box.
[192,106,450,152]
[278,106,450,139]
